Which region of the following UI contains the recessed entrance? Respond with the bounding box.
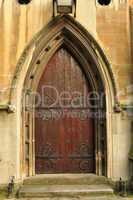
[35,48,95,174]
[20,15,117,178]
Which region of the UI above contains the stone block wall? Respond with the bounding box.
[0,0,132,184]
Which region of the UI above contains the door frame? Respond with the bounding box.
[23,47,106,176]
[10,15,118,179]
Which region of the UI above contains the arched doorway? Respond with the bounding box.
[10,15,117,178]
[35,48,95,174]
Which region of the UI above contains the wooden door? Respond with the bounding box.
[35,48,95,174]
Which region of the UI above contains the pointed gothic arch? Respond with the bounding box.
[10,15,118,178]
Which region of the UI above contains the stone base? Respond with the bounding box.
[22,174,112,186]
[18,174,114,199]
[19,184,114,198]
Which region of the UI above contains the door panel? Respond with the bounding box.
[35,48,95,174]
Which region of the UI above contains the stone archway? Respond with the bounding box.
[10,15,118,179]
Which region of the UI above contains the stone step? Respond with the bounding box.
[23,174,111,186]
[19,184,114,198]
[18,197,121,200]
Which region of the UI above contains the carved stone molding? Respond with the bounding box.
[0,104,16,113]
[114,103,133,115]
[121,104,133,112]
[11,15,117,178]
[10,15,118,106]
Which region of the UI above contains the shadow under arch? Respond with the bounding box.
[10,15,118,178]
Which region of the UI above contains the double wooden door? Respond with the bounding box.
[35,48,95,174]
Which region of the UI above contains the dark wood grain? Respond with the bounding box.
[35,48,95,174]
